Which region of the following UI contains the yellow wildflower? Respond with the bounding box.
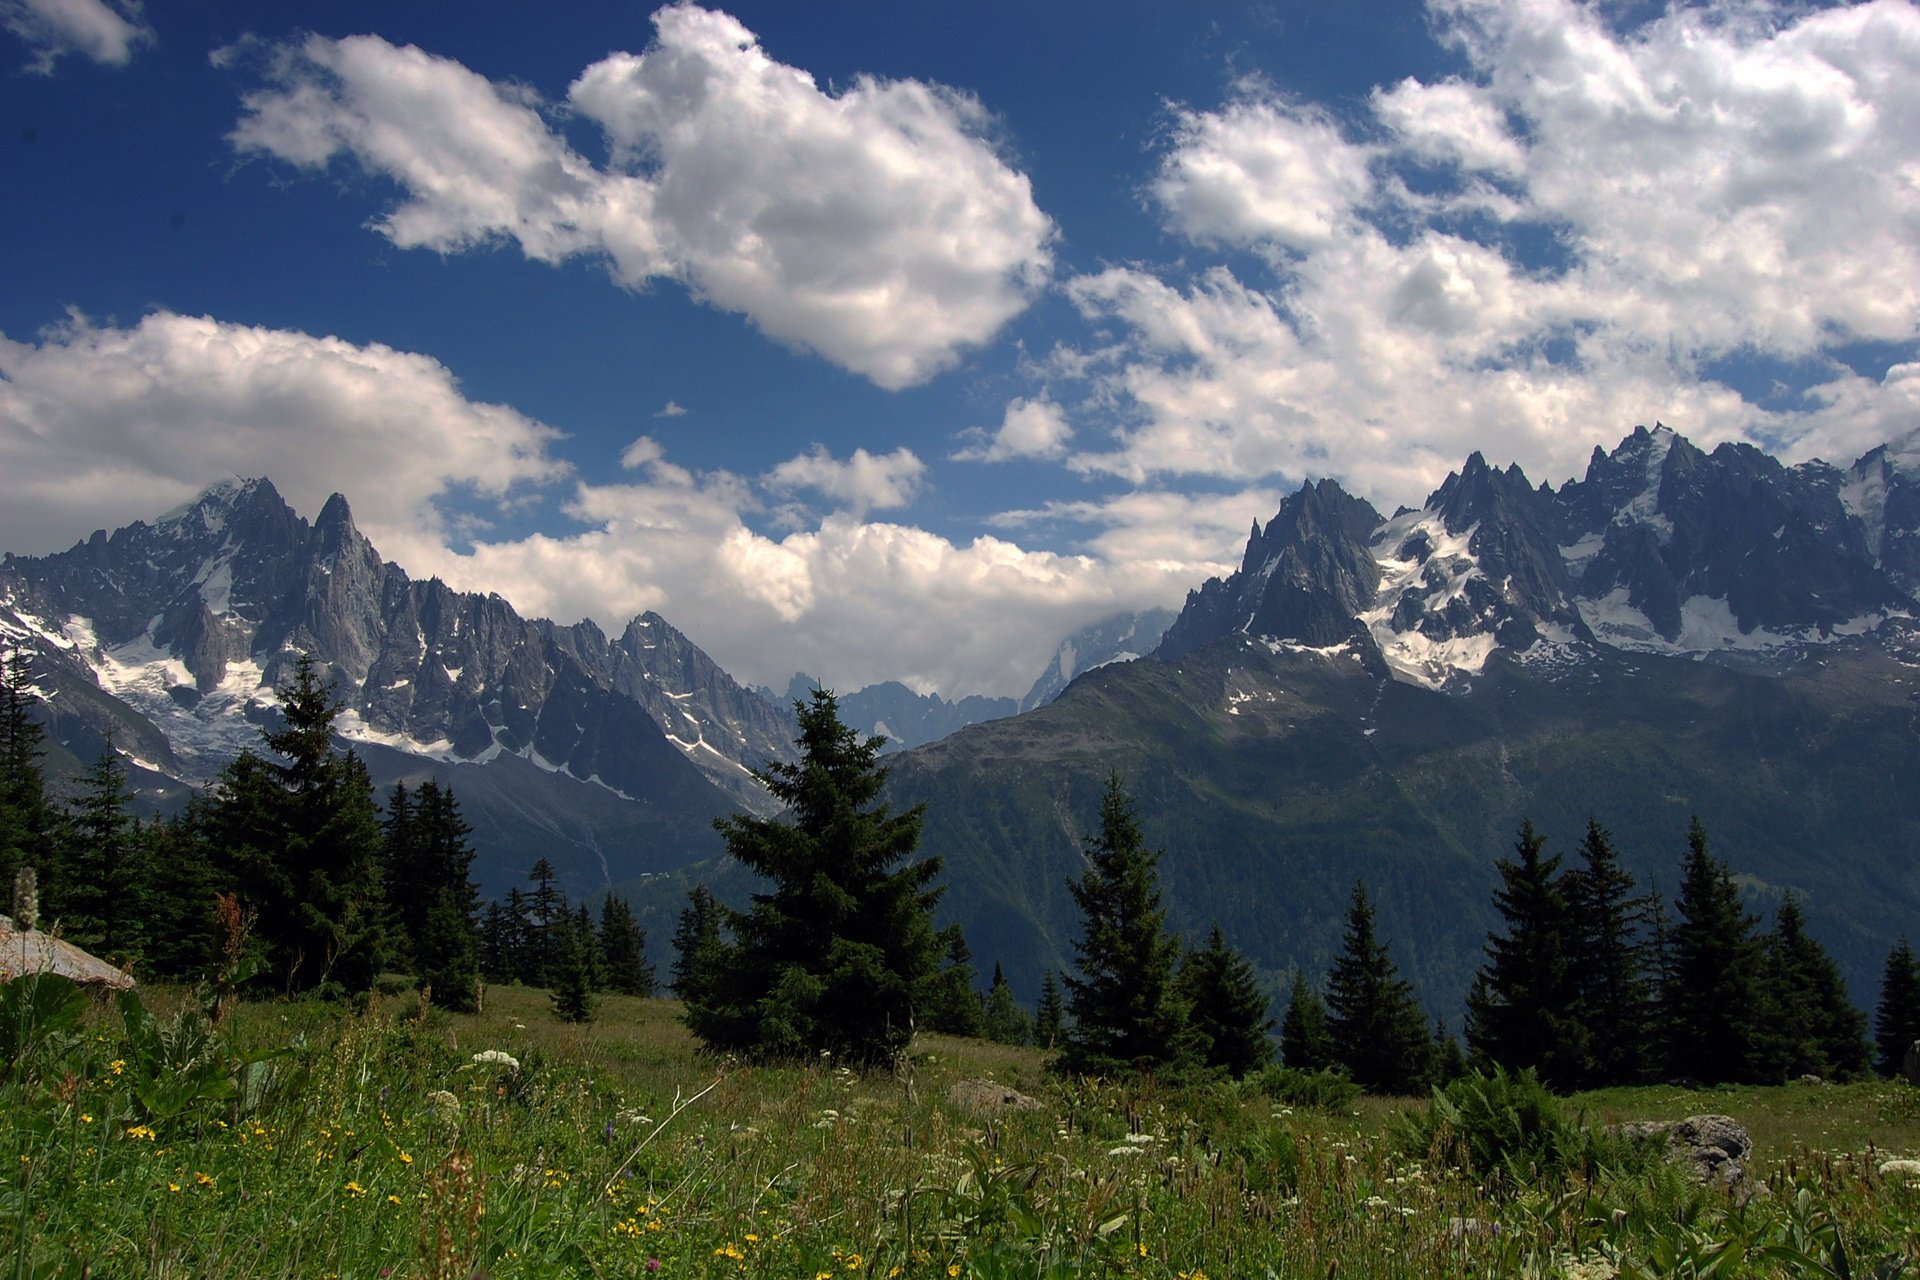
[124,1124,156,1141]
[397,1151,413,1164]
[195,1172,215,1187]
[168,1182,180,1193]
[109,1060,125,1076]
[343,1181,366,1197]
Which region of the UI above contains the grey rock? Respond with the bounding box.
[945,1079,1042,1117]
[1611,1114,1753,1187]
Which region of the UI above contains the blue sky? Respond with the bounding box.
[3,0,1918,697]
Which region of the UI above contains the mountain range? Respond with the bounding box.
[4,424,1918,1012]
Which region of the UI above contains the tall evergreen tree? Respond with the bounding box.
[56,747,148,964]
[1060,774,1196,1076]
[982,963,1033,1046]
[572,901,605,991]
[670,884,725,1008]
[1466,822,1585,1088]
[479,900,519,984]
[0,650,56,896]
[1660,817,1766,1084]
[1759,895,1870,1081]
[523,858,569,987]
[1178,925,1272,1078]
[550,920,596,1024]
[1875,938,1920,1079]
[138,804,220,979]
[1280,970,1336,1072]
[598,893,654,996]
[1324,882,1431,1095]
[921,925,986,1037]
[687,690,945,1064]
[1563,818,1654,1087]
[1033,972,1066,1050]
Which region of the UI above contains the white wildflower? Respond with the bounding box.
[471,1050,521,1070]
[1879,1158,1920,1178]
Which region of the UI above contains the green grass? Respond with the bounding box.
[5,978,1920,1278]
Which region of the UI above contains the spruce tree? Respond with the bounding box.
[1279,970,1336,1072]
[670,884,724,1008]
[1033,972,1066,1050]
[1060,774,1196,1076]
[57,747,147,964]
[1875,938,1920,1078]
[479,901,519,984]
[418,890,481,1012]
[1660,817,1766,1084]
[1759,895,1869,1081]
[921,925,986,1037]
[1563,818,1654,1087]
[982,964,1033,1046]
[1178,925,1273,1078]
[0,651,56,898]
[524,858,569,987]
[688,690,945,1064]
[138,805,220,979]
[1466,821,1585,1088]
[598,893,654,996]
[550,919,596,1024]
[1324,882,1431,1095]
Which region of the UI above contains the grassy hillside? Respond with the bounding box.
[6,978,1919,1277]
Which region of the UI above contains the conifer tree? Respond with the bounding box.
[523,858,568,987]
[138,805,219,979]
[671,884,724,1008]
[1431,1017,1468,1086]
[57,747,147,964]
[598,893,654,996]
[1324,882,1431,1095]
[1060,774,1196,1076]
[687,690,945,1064]
[1660,817,1766,1084]
[1280,970,1336,1072]
[1033,972,1066,1050]
[1759,895,1869,1081]
[1466,822,1585,1087]
[982,963,1033,1046]
[573,901,605,990]
[0,651,56,896]
[550,919,596,1024]
[1563,818,1654,1087]
[1178,925,1272,1078]
[479,900,519,984]
[1875,938,1920,1078]
[921,925,986,1037]
[418,891,481,1012]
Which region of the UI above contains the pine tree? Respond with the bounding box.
[1324,882,1431,1095]
[138,805,220,979]
[523,858,569,987]
[1466,822,1585,1088]
[572,901,604,990]
[550,919,596,1024]
[1431,1017,1468,1086]
[598,893,654,996]
[1033,972,1066,1050]
[1060,774,1196,1076]
[418,890,481,1012]
[479,900,519,984]
[1759,895,1869,1081]
[982,964,1032,1046]
[1279,970,1336,1072]
[1563,818,1654,1087]
[688,690,945,1064]
[0,650,56,898]
[921,925,986,1037]
[670,884,724,1008]
[1875,938,1920,1079]
[1660,817,1766,1084]
[1178,925,1272,1078]
[56,747,147,964]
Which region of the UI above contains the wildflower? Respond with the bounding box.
[195,1172,215,1187]
[344,1181,366,1197]
[388,1195,402,1206]
[79,1113,92,1124]
[1880,1158,1920,1178]
[1106,1145,1144,1157]
[745,1233,760,1243]
[109,1060,125,1076]
[471,1050,521,1070]
[646,1262,660,1274]
[124,1124,156,1141]
[168,1182,180,1193]
[397,1151,414,1165]
[426,1089,460,1117]
[713,1243,744,1261]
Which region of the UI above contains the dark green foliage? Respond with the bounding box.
[206,656,388,995]
[1324,882,1431,1095]
[598,893,654,996]
[1280,970,1335,1072]
[53,747,148,964]
[385,780,482,1008]
[1178,925,1272,1078]
[1059,774,1196,1076]
[1431,1017,1468,1086]
[1399,1067,1582,1193]
[1249,1064,1361,1112]
[1033,971,1065,1050]
[1466,822,1585,1088]
[687,690,944,1064]
[136,806,220,979]
[1875,937,1920,1078]
[1759,895,1870,1081]
[549,921,596,1024]
[418,892,481,1012]
[1660,817,1766,1084]
[921,925,986,1037]
[670,884,725,1008]
[1562,818,1654,1087]
[479,900,520,984]
[0,651,56,899]
[523,858,569,987]
[981,963,1032,1046]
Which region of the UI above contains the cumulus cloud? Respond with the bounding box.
[0,312,566,557]
[2,0,150,72]
[953,396,1074,462]
[223,4,1054,389]
[763,444,926,515]
[1057,0,1920,504]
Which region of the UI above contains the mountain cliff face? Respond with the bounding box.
[1019,608,1177,711]
[0,479,790,896]
[863,425,1920,1012]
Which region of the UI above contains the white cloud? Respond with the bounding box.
[2,0,150,72]
[224,5,1054,389]
[953,396,1074,462]
[0,312,566,557]
[763,444,926,515]
[653,400,687,418]
[1057,0,1920,502]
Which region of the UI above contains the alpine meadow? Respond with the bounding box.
[7,0,1920,1276]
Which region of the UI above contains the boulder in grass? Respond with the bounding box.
[0,913,134,992]
[945,1079,1042,1116]
[1610,1114,1752,1188]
